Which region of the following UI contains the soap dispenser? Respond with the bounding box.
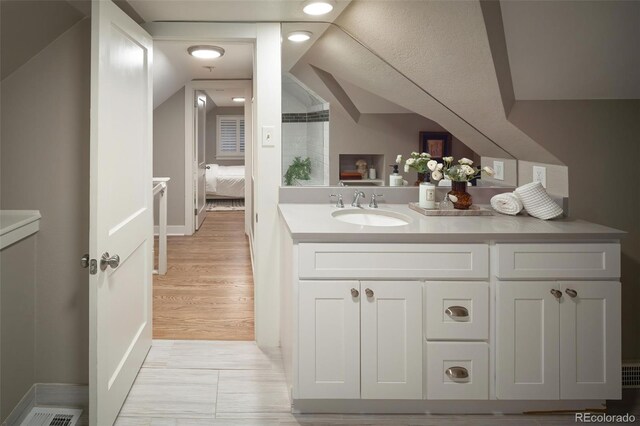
[389,164,403,187]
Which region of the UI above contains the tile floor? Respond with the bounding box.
[116,340,637,425]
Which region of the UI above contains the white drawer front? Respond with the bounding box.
[426,342,489,400]
[425,282,489,341]
[299,243,488,279]
[496,243,620,280]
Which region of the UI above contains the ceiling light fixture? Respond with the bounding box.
[287,31,313,42]
[232,97,245,103]
[187,45,225,59]
[302,0,334,16]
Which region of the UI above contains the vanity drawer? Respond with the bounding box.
[425,282,489,341]
[496,243,620,280]
[298,243,488,279]
[426,342,489,400]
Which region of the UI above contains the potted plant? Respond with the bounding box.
[284,156,312,186]
[427,157,494,209]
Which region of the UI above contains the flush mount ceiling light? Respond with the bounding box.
[302,0,334,15]
[287,31,313,42]
[232,97,245,102]
[187,45,225,59]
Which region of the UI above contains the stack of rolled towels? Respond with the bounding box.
[490,182,563,220]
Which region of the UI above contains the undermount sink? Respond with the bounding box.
[331,208,412,227]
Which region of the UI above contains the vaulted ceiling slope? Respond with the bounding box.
[324,0,562,164]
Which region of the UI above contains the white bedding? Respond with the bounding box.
[206,164,245,198]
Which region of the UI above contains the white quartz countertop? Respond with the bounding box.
[278,203,625,243]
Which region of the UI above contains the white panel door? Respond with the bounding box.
[298,281,360,399]
[496,282,560,400]
[560,281,621,399]
[89,1,153,425]
[194,93,206,230]
[361,281,423,399]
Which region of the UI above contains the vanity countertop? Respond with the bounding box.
[278,203,625,243]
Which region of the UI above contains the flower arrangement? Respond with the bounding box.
[427,156,494,182]
[403,152,435,175]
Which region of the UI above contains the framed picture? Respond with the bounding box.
[419,131,452,161]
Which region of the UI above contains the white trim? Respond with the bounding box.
[2,384,36,426]
[153,225,185,236]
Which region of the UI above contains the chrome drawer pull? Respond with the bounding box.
[565,288,578,298]
[550,289,562,299]
[350,288,359,298]
[365,288,374,298]
[445,306,469,320]
[446,366,469,381]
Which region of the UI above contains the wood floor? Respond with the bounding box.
[153,211,254,341]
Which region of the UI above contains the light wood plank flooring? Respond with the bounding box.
[153,211,254,341]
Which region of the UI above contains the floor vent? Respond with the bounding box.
[20,408,82,426]
[622,363,640,388]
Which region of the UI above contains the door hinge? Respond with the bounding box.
[194,208,198,215]
[255,213,258,223]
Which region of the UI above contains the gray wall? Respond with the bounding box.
[0,17,91,396]
[153,87,186,228]
[329,109,479,185]
[206,106,245,166]
[1,236,36,421]
[508,100,640,359]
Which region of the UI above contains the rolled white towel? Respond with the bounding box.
[514,181,564,220]
[490,192,524,215]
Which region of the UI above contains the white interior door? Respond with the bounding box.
[89,1,153,425]
[194,93,206,230]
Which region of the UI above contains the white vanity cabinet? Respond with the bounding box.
[495,243,621,401]
[298,280,423,400]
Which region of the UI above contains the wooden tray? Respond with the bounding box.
[409,202,494,216]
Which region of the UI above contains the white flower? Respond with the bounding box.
[411,152,419,157]
[404,165,410,173]
[420,152,431,158]
[406,158,416,165]
[459,157,473,165]
[437,163,443,171]
[427,160,438,171]
[443,156,454,163]
[431,170,443,181]
[483,166,495,176]
[448,194,458,203]
[462,164,476,175]
[395,155,402,164]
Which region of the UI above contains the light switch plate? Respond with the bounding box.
[262,125,275,147]
[532,165,547,188]
[493,160,504,181]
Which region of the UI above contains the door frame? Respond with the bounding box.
[184,79,253,236]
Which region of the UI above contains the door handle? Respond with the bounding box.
[350,288,359,298]
[445,306,469,320]
[365,288,374,298]
[446,366,469,381]
[81,254,90,268]
[100,252,120,271]
[550,289,562,299]
[565,288,578,298]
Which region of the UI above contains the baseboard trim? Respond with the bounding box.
[2,384,88,426]
[153,225,185,236]
[3,384,35,426]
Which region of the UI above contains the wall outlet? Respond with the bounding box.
[262,125,275,147]
[493,160,504,181]
[532,165,547,188]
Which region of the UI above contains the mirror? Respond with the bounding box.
[281,22,481,187]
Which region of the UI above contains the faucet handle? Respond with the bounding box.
[330,194,344,208]
[369,193,383,208]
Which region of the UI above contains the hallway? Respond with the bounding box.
[153,211,254,340]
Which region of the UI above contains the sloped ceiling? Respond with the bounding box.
[501,0,640,100]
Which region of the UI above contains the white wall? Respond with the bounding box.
[0,19,91,390]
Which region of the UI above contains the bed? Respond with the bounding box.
[206,164,245,199]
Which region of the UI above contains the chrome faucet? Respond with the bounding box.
[330,193,344,208]
[351,190,366,207]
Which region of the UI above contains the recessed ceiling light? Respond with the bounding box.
[187,45,225,59]
[302,0,334,15]
[232,97,245,102]
[287,31,313,42]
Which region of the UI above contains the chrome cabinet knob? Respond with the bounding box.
[445,306,469,320]
[565,288,578,298]
[550,289,562,299]
[446,366,469,381]
[100,252,120,271]
[365,288,374,298]
[350,288,359,298]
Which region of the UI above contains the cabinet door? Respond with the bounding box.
[496,282,560,399]
[298,281,360,399]
[560,281,621,399]
[361,281,423,399]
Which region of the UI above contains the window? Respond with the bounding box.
[216,115,245,159]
